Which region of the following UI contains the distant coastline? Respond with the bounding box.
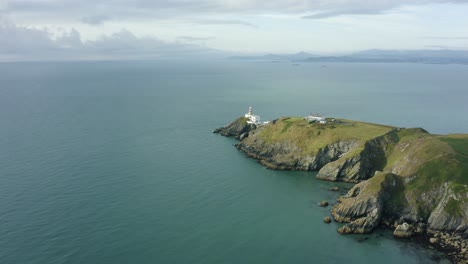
[230,49,468,65]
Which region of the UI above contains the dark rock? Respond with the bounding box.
[213,117,256,138]
[239,132,249,141]
[414,223,426,234]
[319,201,329,207]
[324,216,332,223]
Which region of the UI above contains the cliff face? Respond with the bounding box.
[332,172,402,234]
[236,137,360,172]
[213,117,256,139]
[316,131,399,182]
[427,183,468,233]
[235,117,395,182]
[215,116,468,236]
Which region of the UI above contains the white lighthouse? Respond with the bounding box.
[245,106,261,124]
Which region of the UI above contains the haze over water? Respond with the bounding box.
[1,60,467,263]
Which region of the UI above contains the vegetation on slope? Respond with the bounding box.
[257,117,394,155]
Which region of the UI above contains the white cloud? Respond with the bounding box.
[190,18,257,27]
[0,24,222,61]
[4,0,468,23]
[1,0,468,57]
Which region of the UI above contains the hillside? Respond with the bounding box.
[215,117,468,238]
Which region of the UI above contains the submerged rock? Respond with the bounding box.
[357,237,369,242]
[329,187,340,192]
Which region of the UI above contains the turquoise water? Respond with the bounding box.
[1,61,467,263]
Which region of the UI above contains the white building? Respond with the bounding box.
[306,113,327,124]
[245,107,261,124]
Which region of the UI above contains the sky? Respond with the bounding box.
[1,0,468,61]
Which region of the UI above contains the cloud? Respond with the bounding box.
[177,36,216,42]
[302,8,387,19]
[191,18,257,27]
[81,15,111,25]
[0,24,223,61]
[4,0,468,23]
[421,36,468,40]
[2,0,468,57]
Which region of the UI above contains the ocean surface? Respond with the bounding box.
[1,60,467,264]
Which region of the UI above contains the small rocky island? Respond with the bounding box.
[214,111,468,263]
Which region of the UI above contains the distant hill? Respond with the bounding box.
[230,49,468,64]
[229,51,318,61]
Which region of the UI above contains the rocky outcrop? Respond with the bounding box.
[213,117,256,139]
[393,222,413,237]
[236,139,313,170]
[311,140,360,170]
[316,130,398,182]
[236,138,381,182]
[236,127,400,183]
[428,230,468,263]
[428,183,468,234]
[332,172,402,234]
[319,201,329,207]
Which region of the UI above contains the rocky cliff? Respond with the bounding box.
[213,117,256,139]
[332,172,402,234]
[235,117,396,182]
[215,116,468,238]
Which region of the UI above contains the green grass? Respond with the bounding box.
[256,117,394,155]
[445,197,464,217]
[440,135,468,156]
[281,121,294,133]
[384,129,456,178]
[385,182,407,213]
[411,158,461,191]
[450,182,468,195]
[362,172,391,194]
[238,117,248,124]
[433,136,468,185]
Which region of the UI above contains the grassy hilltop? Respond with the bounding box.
[257,117,394,155]
[247,116,467,186]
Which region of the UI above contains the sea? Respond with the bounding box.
[1,60,467,264]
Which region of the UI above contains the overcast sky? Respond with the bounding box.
[1,0,468,61]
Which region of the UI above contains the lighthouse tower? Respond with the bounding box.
[245,106,261,124]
